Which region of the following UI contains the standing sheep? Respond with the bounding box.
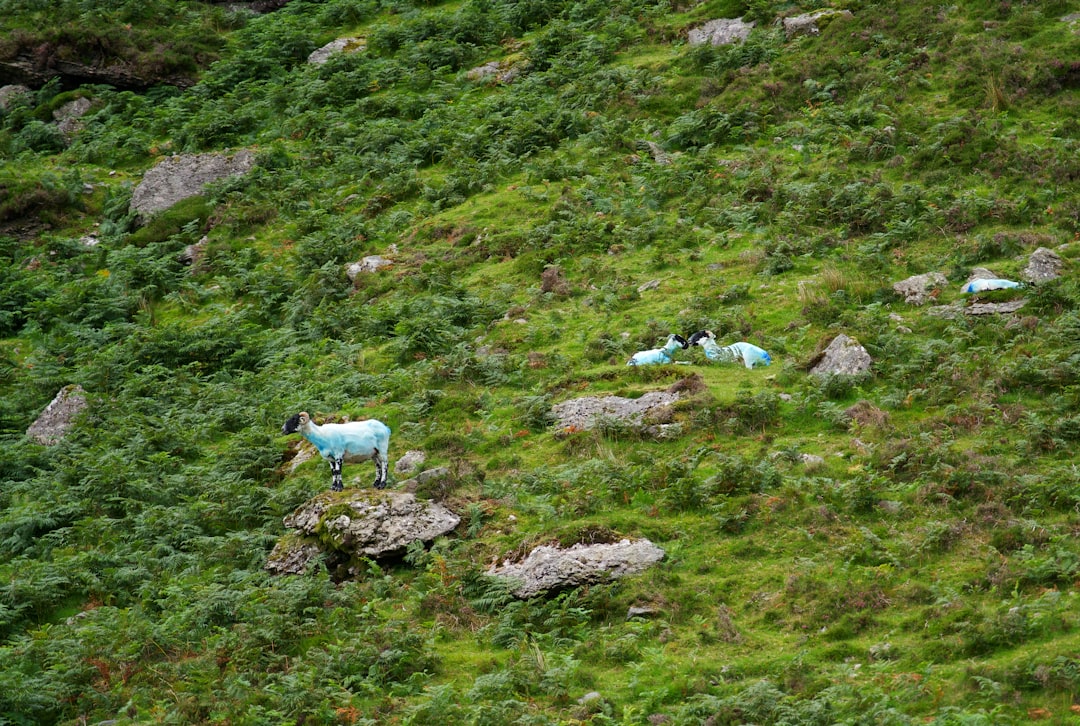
[281,412,391,491]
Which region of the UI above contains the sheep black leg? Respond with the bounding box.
[372,451,386,489]
[331,458,344,491]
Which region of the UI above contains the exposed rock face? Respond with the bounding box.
[488,539,665,598]
[688,17,755,46]
[783,9,853,38]
[551,391,681,431]
[1023,247,1063,283]
[307,37,365,65]
[27,384,88,445]
[276,489,460,561]
[810,334,872,377]
[130,150,256,217]
[893,272,947,305]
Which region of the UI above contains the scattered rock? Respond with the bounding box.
[965,299,1028,316]
[627,605,660,619]
[809,334,872,377]
[783,9,853,38]
[877,501,903,516]
[178,235,209,267]
[27,384,88,445]
[130,150,256,217]
[800,453,825,468]
[345,254,393,281]
[551,391,681,431]
[265,535,323,575]
[968,267,998,281]
[52,97,93,139]
[466,61,501,81]
[394,450,426,475]
[893,272,947,305]
[1023,247,1063,284]
[287,444,318,473]
[79,234,100,247]
[688,17,755,46]
[275,489,460,563]
[637,279,661,293]
[578,692,603,706]
[488,538,665,598]
[307,37,365,65]
[0,84,31,110]
[466,59,529,84]
[415,466,450,485]
[641,141,671,165]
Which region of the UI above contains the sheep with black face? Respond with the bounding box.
[281,412,391,491]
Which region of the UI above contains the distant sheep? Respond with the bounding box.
[687,331,771,369]
[281,412,391,491]
[627,334,688,366]
[961,278,1022,293]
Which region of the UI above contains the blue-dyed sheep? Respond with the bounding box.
[961,278,1022,293]
[281,412,391,491]
[687,331,771,369]
[627,334,688,366]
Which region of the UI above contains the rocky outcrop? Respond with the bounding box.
[1023,247,1063,284]
[487,539,665,598]
[551,391,681,431]
[688,18,755,46]
[0,54,195,91]
[130,150,256,217]
[27,384,88,445]
[810,334,872,377]
[783,9,853,38]
[266,489,460,575]
[893,272,947,305]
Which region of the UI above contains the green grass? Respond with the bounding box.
[3,0,1080,723]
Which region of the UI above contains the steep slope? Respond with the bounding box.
[2,1,1080,723]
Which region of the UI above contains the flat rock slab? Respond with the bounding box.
[27,384,88,445]
[551,391,680,431]
[282,489,460,559]
[130,150,256,217]
[810,334,872,377]
[488,538,665,598]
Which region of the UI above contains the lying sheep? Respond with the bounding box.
[961,278,1022,294]
[281,412,391,491]
[627,334,688,366]
[687,331,771,369]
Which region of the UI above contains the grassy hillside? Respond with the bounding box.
[3,0,1080,723]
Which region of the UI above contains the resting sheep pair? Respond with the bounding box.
[627,334,688,366]
[281,412,391,491]
[686,331,771,369]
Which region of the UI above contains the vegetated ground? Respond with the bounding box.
[2,0,1080,723]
